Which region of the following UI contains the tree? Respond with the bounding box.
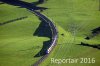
[38,0,45,3]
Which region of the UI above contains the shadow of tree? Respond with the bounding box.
[0,0,48,10]
[85,27,100,40]
[92,27,100,35]
[77,42,100,50]
[33,17,52,57]
[0,16,27,26]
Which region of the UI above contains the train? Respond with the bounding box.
[46,35,58,54]
[45,18,58,54]
[33,10,58,54]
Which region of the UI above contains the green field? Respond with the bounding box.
[0,1,49,66]
[0,0,100,66]
[40,0,100,66]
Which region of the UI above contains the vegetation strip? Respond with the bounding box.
[0,16,28,26]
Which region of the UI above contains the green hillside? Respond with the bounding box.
[0,1,49,66]
[0,0,100,66]
[40,0,100,66]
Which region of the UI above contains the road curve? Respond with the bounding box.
[29,10,58,66]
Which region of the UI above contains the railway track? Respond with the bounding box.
[29,10,58,66]
[0,0,58,66]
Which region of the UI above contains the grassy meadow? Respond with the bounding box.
[39,0,100,66]
[0,1,49,66]
[0,0,100,66]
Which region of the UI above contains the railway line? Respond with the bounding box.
[1,0,58,65]
[29,10,58,66]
